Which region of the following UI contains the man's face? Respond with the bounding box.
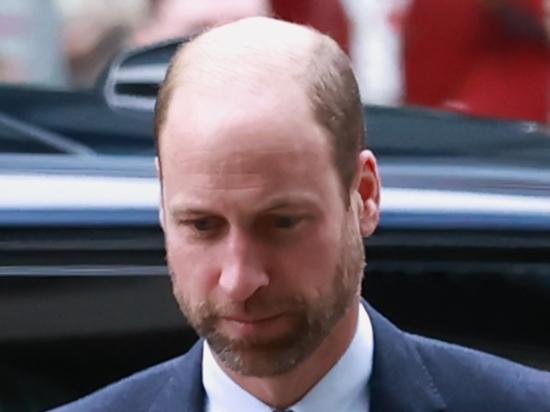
[159,78,366,376]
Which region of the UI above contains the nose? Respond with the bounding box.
[218,230,269,302]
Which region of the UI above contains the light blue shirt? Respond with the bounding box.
[203,305,374,412]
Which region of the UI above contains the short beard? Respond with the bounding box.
[170,210,365,377]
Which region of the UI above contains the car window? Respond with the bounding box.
[0,111,96,155]
[0,124,61,154]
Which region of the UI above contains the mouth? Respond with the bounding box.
[218,313,289,337]
[221,313,283,324]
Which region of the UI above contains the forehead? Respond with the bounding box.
[162,68,329,161]
[160,76,338,206]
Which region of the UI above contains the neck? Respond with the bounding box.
[216,299,360,410]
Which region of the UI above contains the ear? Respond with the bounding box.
[155,157,165,231]
[352,150,381,237]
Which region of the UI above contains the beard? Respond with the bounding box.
[169,210,365,377]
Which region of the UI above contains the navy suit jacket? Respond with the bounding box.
[51,304,550,412]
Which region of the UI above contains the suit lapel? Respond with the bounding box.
[147,341,206,412]
[146,303,448,412]
[365,303,447,412]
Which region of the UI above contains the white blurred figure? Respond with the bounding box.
[342,0,411,106]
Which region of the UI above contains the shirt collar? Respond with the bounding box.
[202,304,374,412]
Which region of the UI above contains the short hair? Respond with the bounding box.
[154,18,365,195]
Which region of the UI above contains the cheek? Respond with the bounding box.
[165,231,220,300]
[277,224,341,294]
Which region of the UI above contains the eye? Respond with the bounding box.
[193,218,216,231]
[271,215,302,229]
[180,217,224,235]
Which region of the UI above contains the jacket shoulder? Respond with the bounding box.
[49,354,190,412]
[409,334,550,411]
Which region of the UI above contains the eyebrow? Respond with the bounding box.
[261,200,313,212]
[168,193,321,217]
[256,193,322,213]
[168,204,213,217]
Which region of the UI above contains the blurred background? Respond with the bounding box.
[0,0,548,124]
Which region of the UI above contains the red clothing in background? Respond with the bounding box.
[404,0,549,123]
[271,0,350,54]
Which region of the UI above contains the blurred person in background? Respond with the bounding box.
[131,0,399,106]
[131,0,271,46]
[56,0,147,86]
[132,0,350,50]
[3,0,547,123]
[0,0,67,86]
[338,0,549,123]
[403,0,550,124]
[274,0,550,123]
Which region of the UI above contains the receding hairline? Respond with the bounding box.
[171,16,319,76]
[156,17,341,140]
[155,16,365,199]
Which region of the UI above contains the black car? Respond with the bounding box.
[1,41,549,411]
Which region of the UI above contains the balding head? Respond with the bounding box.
[156,17,381,388]
[155,16,364,196]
